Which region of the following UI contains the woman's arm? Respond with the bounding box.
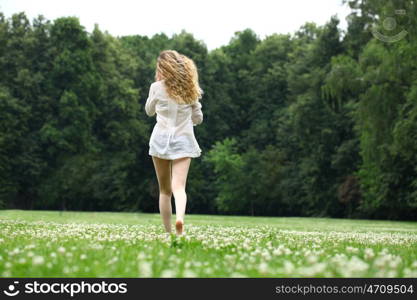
[145,83,157,116]
[191,100,203,126]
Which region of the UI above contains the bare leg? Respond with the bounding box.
[171,157,191,235]
[152,156,173,233]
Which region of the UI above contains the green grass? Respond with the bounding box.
[1,209,416,277]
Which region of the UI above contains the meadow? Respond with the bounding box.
[0,210,416,278]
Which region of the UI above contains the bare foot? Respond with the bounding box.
[175,220,184,235]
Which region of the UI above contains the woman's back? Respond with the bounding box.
[145,80,203,160]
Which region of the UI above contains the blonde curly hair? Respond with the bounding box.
[155,50,203,104]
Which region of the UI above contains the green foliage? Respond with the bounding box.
[204,138,246,214]
[1,1,416,220]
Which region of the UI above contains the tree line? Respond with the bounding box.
[1,0,416,220]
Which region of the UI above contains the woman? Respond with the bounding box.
[145,50,203,236]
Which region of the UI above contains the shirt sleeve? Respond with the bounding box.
[191,100,203,126]
[145,83,157,117]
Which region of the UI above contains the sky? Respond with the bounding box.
[0,0,351,51]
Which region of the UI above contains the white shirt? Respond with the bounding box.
[145,80,203,160]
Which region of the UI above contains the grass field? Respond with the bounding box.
[0,210,417,278]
